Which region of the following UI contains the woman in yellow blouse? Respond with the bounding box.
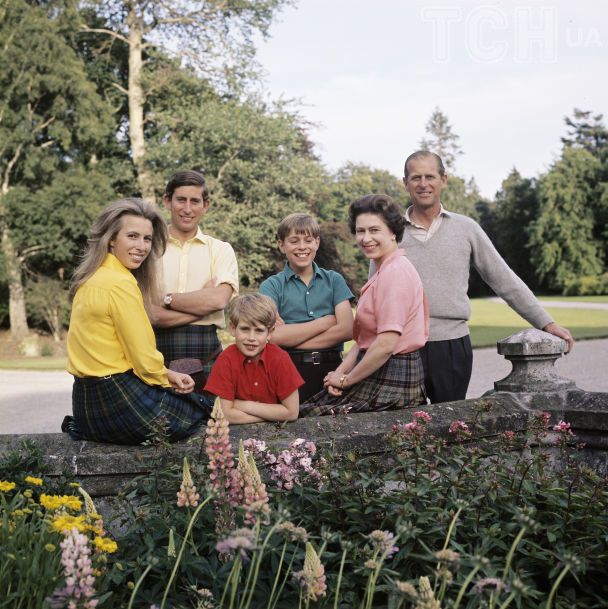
[63,198,212,444]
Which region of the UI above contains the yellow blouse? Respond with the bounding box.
[67,254,170,387]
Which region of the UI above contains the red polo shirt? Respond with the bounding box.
[204,344,304,404]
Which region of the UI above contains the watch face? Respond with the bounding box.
[164,294,172,306]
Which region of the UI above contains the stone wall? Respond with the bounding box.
[1,329,607,496]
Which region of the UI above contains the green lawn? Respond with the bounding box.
[0,356,68,370]
[469,298,608,347]
[537,295,608,303]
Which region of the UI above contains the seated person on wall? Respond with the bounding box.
[63,198,212,445]
[259,213,354,402]
[300,194,429,417]
[204,294,304,424]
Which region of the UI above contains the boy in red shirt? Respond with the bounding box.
[204,294,304,424]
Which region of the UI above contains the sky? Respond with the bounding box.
[256,0,608,199]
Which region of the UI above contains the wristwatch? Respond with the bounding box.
[163,293,173,309]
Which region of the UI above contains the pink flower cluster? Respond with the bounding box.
[215,527,257,561]
[205,401,240,506]
[553,420,575,436]
[237,441,270,526]
[243,438,323,490]
[448,420,470,435]
[393,411,432,442]
[46,528,98,608]
[176,457,200,508]
[368,530,399,559]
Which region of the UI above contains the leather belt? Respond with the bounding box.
[287,350,342,365]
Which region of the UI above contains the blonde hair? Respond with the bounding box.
[70,198,167,307]
[229,294,277,329]
[277,213,320,241]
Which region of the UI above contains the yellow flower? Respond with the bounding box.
[24,476,43,486]
[51,514,87,533]
[40,494,82,512]
[45,544,56,552]
[93,536,118,554]
[0,481,16,492]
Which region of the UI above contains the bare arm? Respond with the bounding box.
[234,389,299,422]
[168,283,233,317]
[219,398,265,424]
[149,304,201,328]
[269,315,336,348]
[294,301,354,350]
[324,332,400,396]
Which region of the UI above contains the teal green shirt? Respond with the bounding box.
[259,262,353,347]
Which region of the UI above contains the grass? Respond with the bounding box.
[1,296,606,368]
[469,298,608,347]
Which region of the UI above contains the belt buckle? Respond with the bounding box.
[311,351,321,365]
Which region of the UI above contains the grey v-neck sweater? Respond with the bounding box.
[397,211,553,342]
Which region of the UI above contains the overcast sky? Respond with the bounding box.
[256,0,608,199]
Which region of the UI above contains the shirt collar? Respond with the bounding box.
[405,204,449,226]
[283,261,321,281]
[168,226,207,245]
[235,343,268,368]
[102,253,136,280]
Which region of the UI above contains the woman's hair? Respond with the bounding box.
[228,294,277,329]
[348,194,406,242]
[70,198,168,306]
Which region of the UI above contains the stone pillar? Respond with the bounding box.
[494,328,576,393]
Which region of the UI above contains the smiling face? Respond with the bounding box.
[278,229,320,275]
[404,155,448,212]
[163,185,209,241]
[355,212,397,267]
[109,214,153,270]
[230,319,271,362]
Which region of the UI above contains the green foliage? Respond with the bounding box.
[25,277,70,341]
[529,147,605,292]
[419,107,463,172]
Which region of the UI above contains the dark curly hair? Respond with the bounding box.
[348,194,405,242]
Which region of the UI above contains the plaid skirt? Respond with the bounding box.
[299,350,426,417]
[155,325,222,377]
[62,371,213,445]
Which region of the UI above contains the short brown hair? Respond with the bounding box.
[164,169,210,202]
[277,213,320,241]
[229,294,277,329]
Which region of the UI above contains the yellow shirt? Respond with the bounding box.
[160,227,239,328]
[67,254,170,387]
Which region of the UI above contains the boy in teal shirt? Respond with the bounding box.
[259,213,354,402]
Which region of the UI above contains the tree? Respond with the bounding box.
[494,169,540,288]
[419,107,463,172]
[562,108,608,161]
[529,147,604,292]
[0,0,112,342]
[80,0,289,201]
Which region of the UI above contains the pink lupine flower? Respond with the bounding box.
[292,542,327,602]
[449,420,470,435]
[46,528,98,608]
[236,441,270,526]
[413,411,432,423]
[216,527,257,561]
[177,457,200,508]
[553,420,574,436]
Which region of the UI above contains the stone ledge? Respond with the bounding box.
[2,390,607,496]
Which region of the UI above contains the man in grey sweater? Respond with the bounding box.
[385,150,573,403]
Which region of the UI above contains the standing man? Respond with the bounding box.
[377,150,573,403]
[151,170,238,382]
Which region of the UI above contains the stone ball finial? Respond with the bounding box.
[494,328,575,393]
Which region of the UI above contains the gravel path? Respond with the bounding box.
[1,338,606,435]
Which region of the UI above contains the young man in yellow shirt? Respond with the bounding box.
[150,170,239,380]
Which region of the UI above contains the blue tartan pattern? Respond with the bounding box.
[299,350,426,417]
[155,325,222,377]
[64,371,212,444]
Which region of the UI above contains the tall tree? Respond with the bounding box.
[80,0,289,201]
[562,108,608,161]
[0,0,111,342]
[529,147,604,292]
[494,169,540,288]
[419,107,463,172]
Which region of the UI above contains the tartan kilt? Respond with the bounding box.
[63,371,213,445]
[155,325,222,377]
[300,350,426,417]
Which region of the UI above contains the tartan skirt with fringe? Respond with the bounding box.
[154,324,222,376]
[299,350,426,417]
[62,371,213,445]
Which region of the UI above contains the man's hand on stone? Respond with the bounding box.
[543,322,574,353]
